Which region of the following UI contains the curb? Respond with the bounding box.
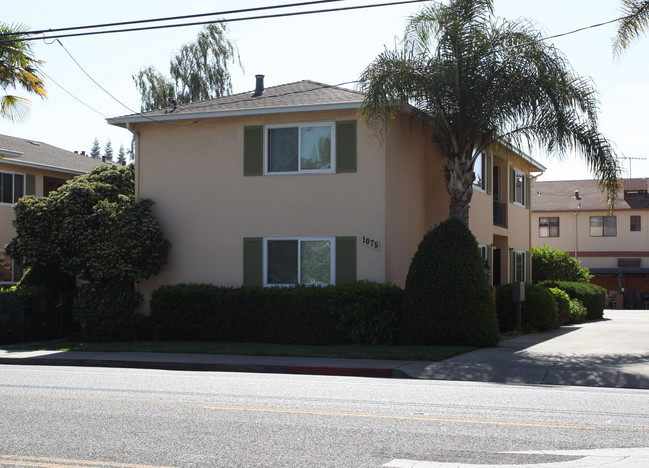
[0,357,411,379]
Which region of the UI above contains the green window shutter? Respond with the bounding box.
[486,153,492,195]
[25,174,35,196]
[525,250,531,283]
[336,120,357,173]
[525,175,531,208]
[243,237,263,286]
[243,126,263,176]
[335,236,356,284]
[510,250,515,283]
[509,167,515,203]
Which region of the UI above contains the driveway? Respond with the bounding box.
[397,310,649,388]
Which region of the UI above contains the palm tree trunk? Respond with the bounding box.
[445,156,474,226]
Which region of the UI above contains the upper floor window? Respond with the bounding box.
[539,217,560,237]
[0,171,25,205]
[264,237,334,286]
[513,169,526,206]
[473,152,487,191]
[590,216,616,237]
[631,215,641,232]
[266,123,334,174]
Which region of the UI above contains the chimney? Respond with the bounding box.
[253,74,265,97]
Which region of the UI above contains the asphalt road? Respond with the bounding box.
[1,365,648,467]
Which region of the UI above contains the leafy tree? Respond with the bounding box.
[359,0,619,225]
[133,23,241,111]
[6,164,170,284]
[117,144,127,165]
[0,22,46,122]
[614,0,649,54]
[103,139,113,162]
[531,246,592,283]
[89,137,101,159]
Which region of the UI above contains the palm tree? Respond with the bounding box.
[614,0,649,54]
[0,23,46,122]
[359,0,619,225]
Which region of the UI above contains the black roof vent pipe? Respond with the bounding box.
[253,74,265,97]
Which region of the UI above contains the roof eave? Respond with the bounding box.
[0,158,91,175]
[107,101,364,127]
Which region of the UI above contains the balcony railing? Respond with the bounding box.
[493,200,507,227]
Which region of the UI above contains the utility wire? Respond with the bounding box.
[56,39,136,115]
[0,0,429,43]
[0,0,345,38]
[39,69,108,118]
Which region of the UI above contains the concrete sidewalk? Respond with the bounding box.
[1,310,648,389]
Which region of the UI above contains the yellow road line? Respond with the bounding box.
[0,454,175,468]
[2,392,648,432]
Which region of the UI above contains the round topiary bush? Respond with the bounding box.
[400,218,500,347]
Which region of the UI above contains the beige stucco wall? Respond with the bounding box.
[133,109,388,300]
[131,107,541,299]
[532,210,649,268]
[384,113,429,286]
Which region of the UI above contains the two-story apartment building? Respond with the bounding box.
[532,178,649,308]
[0,134,105,284]
[108,78,544,302]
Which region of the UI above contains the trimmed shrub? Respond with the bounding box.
[538,281,606,320]
[332,281,403,345]
[495,283,559,333]
[549,287,571,325]
[16,265,77,339]
[567,298,587,324]
[72,282,143,341]
[149,281,403,345]
[532,246,592,283]
[401,218,499,347]
[0,287,29,344]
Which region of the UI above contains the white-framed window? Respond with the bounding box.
[513,250,527,282]
[539,217,560,237]
[265,122,335,174]
[590,216,616,237]
[263,237,335,286]
[473,152,487,192]
[513,169,526,206]
[0,250,23,284]
[0,171,25,205]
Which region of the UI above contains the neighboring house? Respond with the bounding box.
[532,178,649,308]
[0,134,106,284]
[108,78,544,303]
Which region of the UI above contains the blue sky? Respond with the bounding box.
[1,0,647,181]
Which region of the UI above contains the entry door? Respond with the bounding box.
[493,248,502,287]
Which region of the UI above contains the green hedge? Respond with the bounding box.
[149,281,404,345]
[495,283,558,333]
[549,287,570,325]
[0,288,29,344]
[538,281,606,320]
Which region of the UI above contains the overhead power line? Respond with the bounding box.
[0,0,429,43]
[0,0,345,38]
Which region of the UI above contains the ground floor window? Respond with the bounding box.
[513,250,527,282]
[0,250,23,284]
[264,237,334,286]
